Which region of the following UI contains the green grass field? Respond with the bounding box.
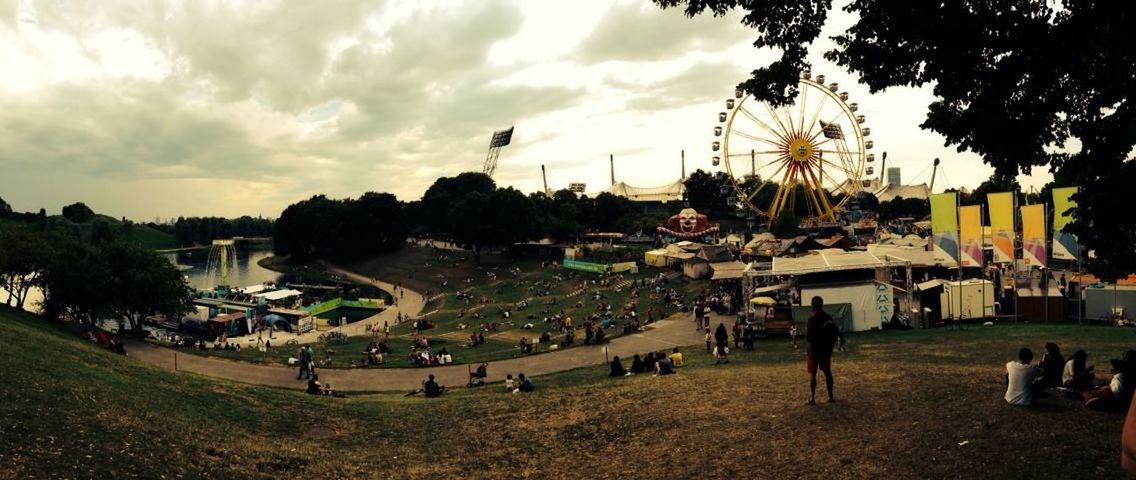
[4,304,1136,478]
[198,246,707,369]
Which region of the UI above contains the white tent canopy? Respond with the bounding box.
[255,289,303,301]
[867,244,956,268]
[768,249,891,275]
[240,284,268,295]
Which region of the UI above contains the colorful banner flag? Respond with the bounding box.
[959,205,983,267]
[987,192,1015,263]
[930,192,959,265]
[1021,204,1047,267]
[1052,186,1079,261]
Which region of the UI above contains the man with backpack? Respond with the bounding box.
[806,296,840,405]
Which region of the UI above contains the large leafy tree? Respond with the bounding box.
[683,169,735,218]
[60,202,95,223]
[420,172,496,233]
[450,188,536,264]
[0,226,44,309]
[658,0,1136,279]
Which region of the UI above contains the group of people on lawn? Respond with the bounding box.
[1006,342,1136,411]
[609,347,684,377]
[422,370,534,397]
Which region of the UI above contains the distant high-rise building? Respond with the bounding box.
[886,167,901,186]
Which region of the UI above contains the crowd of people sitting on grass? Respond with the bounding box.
[84,329,128,355]
[1005,342,1136,411]
[408,346,453,366]
[608,347,683,377]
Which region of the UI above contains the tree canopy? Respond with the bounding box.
[60,202,95,223]
[657,0,1136,279]
[273,193,409,261]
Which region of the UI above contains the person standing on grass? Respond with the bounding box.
[806,296,839,405]
[704,330,713,354]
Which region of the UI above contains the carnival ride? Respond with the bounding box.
[714,71,873,226]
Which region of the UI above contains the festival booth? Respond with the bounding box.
[710,261,748,281]
[206,312,248,339]
[1016,281,1065,322]
[681,244,735,279]
[742,249,909,332]
[644,249,671,267]
[938,279,996,321]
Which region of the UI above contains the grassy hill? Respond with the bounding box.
[2,305,1132,478]
[0,214,178,249]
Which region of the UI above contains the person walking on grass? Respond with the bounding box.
[806,296,839,405]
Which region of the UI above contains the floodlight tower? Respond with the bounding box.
[482,126,515,178]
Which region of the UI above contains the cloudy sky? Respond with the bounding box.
[0,0,1051,220]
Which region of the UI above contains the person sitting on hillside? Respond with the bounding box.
[538,331,551,345]
[1005,347,1042,406]
[629,354,645,374]
[519,337,533,354]
[593,328,606,344]
[1064,349,1095,392]
[516,373,534,393]
[654,353,675,377]
[1084,351,1136,410]
[423,374,445,398]
[469,363,488,387]
[668,347,684,368]
[1037,342,1066,390]
[307,374,324,395]
[609,356,628,377]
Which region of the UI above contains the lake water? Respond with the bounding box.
[167,248,281,290]
[2,248,282,313]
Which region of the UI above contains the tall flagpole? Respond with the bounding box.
[957,192,963,328]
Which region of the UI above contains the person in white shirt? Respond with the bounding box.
[1062,349,1095,391]
[1005,348,1041,406]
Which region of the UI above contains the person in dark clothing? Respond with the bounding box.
[1064,349,1095,392]
[654,354,675,376]
[423,374,445,398]
[806,296,839,405]
[609,356,627,377]
[306,374,323,395]
[1037,342,1066,390]
[629,354,645,374]
[517,373,534,392]
[714,323,729,349]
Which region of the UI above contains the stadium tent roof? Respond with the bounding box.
[875,183,930,202]
[608,180,684,202]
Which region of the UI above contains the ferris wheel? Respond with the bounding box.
[713,72,875,226]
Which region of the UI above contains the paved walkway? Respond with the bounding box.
[127,314,708,392]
